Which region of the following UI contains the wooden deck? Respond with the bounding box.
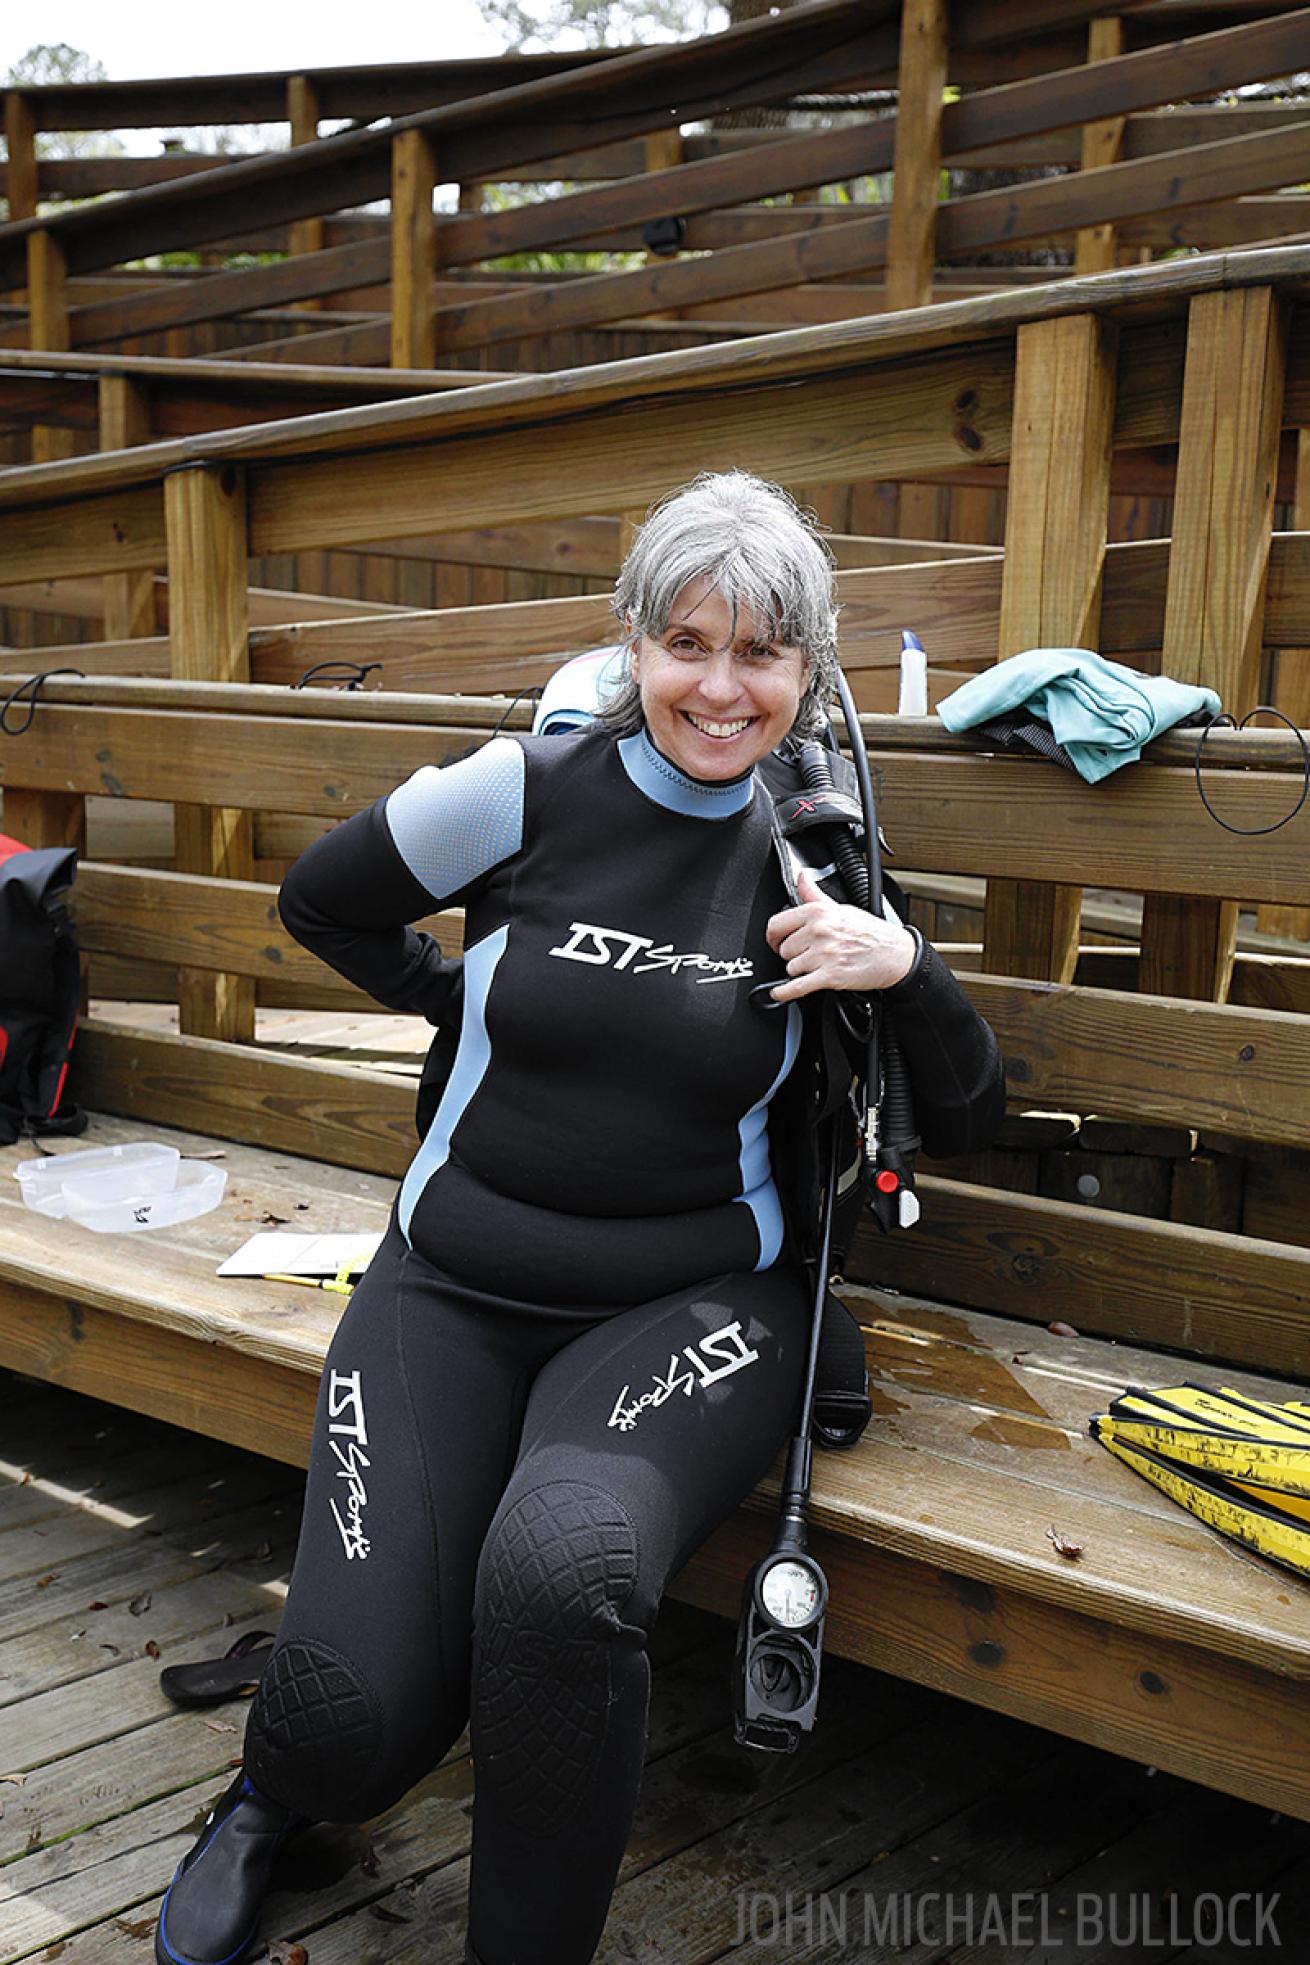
[3,1368,1308,1964]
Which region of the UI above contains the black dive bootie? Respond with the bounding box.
[155,1768,303,1965]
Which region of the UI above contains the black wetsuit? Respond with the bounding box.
[243,722,1003,1965]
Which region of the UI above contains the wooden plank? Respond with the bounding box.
[0,703,471,811]
[0,1279,318,1466]
[1140,284,1291,1002]
[98,374,157,641]
[963,969,1310,1148]
[985,312,1117,980]
[679,1516,1310,1822]
[1074,17,1127,275]
[63,239,392,348]
[163,464,255,1042]
[247,344,1017,554]
[886,0,949,314]
[856,1175,1310,1379]
[0,257,1288,523]
[0,481,166,584]
[424,121,1310,358]
[71,860,462,978]
[8,705,1310,897]
[71,1018,413,1175]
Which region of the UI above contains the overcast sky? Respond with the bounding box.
[1,1,506,85]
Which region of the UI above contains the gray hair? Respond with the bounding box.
[599,471,839,740]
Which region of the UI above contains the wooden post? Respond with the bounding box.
[1257,426,1310,940]
[164,463,255,1043]
[457,182,483,214]
[887,0,947,542]
[27,228,75,464]
[1139,285,1290,1001]
[4,125,84,871]
[1074,18,1125,278]
[982,312,1118,982]
[99,375,157,641]
[391,127,438,369]
[885,0,947,316]
[642,127,685,319]
[286,75,325,311]
[4,90,37,226]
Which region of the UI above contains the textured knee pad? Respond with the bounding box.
[245,1636,383,1821]
[475,1480,640,1835]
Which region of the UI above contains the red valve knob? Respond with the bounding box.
[875,1169,900,1194]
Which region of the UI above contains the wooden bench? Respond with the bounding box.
[4,240,1310,1820]
[4,676,1310,1822]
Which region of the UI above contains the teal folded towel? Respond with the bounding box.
[936,648,1221,783]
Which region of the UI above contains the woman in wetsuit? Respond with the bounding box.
[155,472,1004,1965]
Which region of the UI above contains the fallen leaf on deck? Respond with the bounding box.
[1047,1321,1079,1338]
[268,1942,309,1965]
[129,1592,152,1616]
[145,1640,161,1659]
[86,1600,108,1611]
[35,1574,57,1589]
[1,1774,28,1787]
[1046,1525,1083,1559]
[204,1719,239,1735]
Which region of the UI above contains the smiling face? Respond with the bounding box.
[628,575,810,782]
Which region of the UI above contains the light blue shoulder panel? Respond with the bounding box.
[383,735,525,902]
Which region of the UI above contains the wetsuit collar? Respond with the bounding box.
[617,726,756,819]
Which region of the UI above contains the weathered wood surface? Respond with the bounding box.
[984,310,1117,981]
[0,0,909,286]
[3,256,1304,517]
[21,1390,1237,1965]
[857,1175,1310,1378]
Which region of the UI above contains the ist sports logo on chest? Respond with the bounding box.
[550,919,753,984]
[608,1321,762,1433]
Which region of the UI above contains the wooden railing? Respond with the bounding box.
[2,245,1307,1014]
[3,2,1308,388]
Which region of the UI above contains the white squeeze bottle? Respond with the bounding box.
[898,628,928,717]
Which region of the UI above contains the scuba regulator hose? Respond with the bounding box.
[733,667,921,1753]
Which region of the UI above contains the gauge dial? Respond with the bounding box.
[760,1557,822,1628]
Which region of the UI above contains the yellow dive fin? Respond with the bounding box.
[1093,1424,1310,1581]
[1094,1384,1310,1496]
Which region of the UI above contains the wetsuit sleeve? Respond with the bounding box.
[882,932,1007,1157]
[277,737,525,1020]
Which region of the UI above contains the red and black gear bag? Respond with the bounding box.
[0,833,87,1145]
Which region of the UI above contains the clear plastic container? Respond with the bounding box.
[16,1142,180,1219]
[60,1159,228,1234]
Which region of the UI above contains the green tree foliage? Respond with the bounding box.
[5,43,124,162]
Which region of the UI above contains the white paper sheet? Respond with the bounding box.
[216,1230,385,1278]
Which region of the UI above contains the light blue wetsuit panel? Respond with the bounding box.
[736,1003,801,1269]
[384,736,526,902]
